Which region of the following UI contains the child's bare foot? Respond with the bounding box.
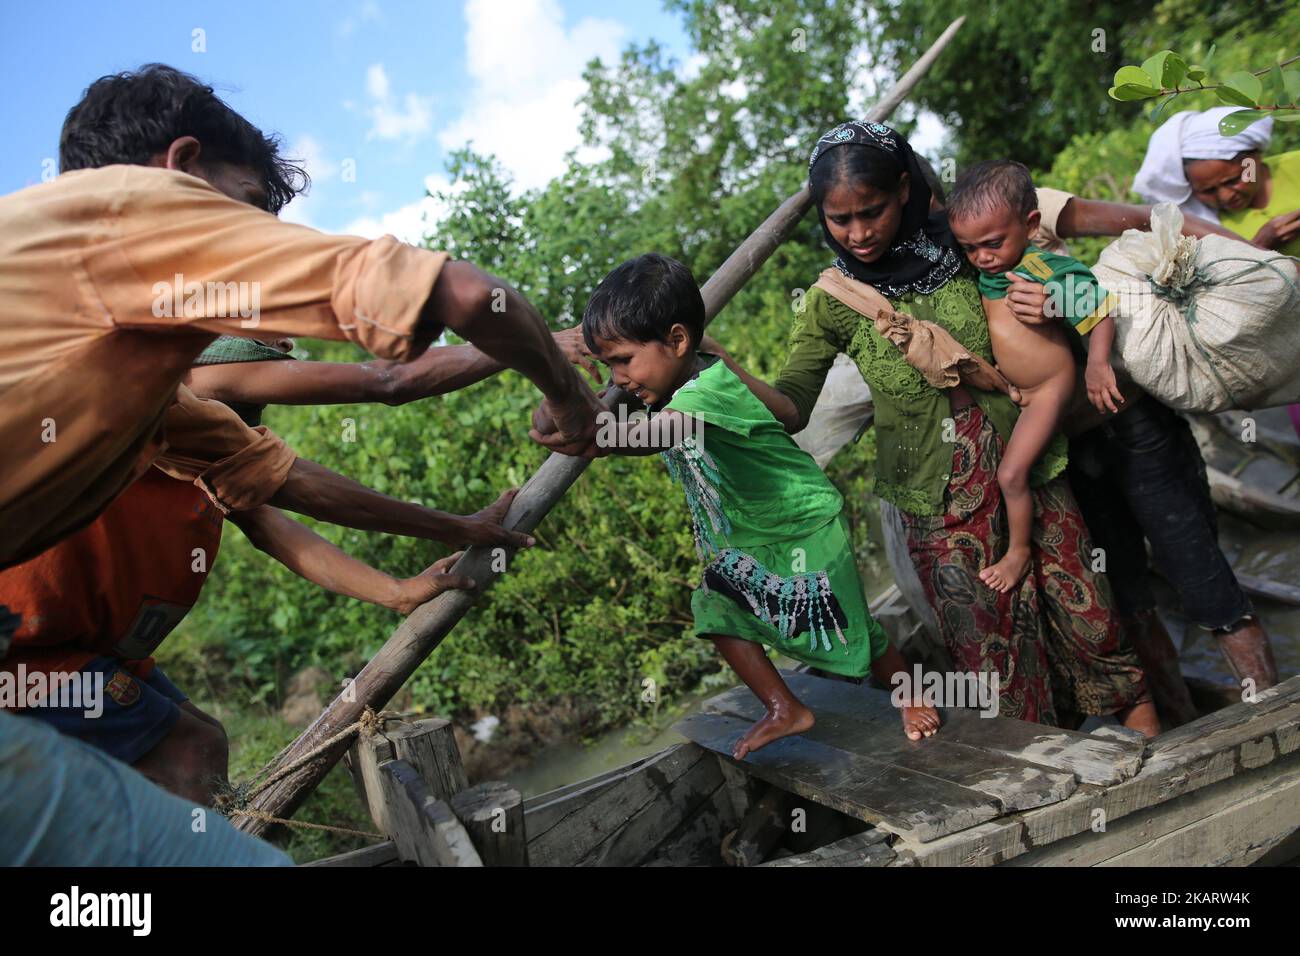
[733,702,815,759]
[979,546,1031,593]
[901,702,940,740]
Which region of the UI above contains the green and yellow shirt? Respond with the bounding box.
[978,248,1116,336]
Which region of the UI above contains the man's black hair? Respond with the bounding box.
[947,160,1038,223]
[59,63,307,213]
[582,253,705,352]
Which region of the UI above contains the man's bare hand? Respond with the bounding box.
[1252,209,1300,250]
[453,488,535,549]
[1004,273,1053,325]
[552,326,603,384]
[530,385,602,456]
[389,552,477,615]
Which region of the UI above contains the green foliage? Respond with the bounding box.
[1107,46,1299,132]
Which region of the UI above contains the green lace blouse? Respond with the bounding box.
[774,271,1069,516]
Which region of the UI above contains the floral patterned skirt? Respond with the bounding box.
[900,405,1150,726]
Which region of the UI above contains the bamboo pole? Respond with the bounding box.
[236,15,966,837]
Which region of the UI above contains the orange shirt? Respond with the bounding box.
[0,468,225,687]
[0,164,448,568]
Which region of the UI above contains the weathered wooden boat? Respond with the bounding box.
[306,579,1300,868]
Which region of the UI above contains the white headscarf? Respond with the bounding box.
[1132,106,1273,223]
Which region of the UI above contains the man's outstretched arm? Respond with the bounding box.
[269,460,534,552]
[228,506,476,615]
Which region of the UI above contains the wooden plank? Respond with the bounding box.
[350,727,397,833]
[762,829,897,868]
[889,690,1300,866]
[450,781,528,867]
[1005,752,1300,866]
[376,759,483,867]
[721,787,794,867]
[704,683,1077,812]
[525,743,716,866]
[575,750,726,867]
[302,841,399,868]
[521,752,658,813]
[705,672,1141,786]
[888,818,1028,867]
[521,744,695,849]
[674,712,1000,842]
[1145,674,1300,757]
[1101,759,1300,867]
[387,718,468,802]
[641,783,737,867]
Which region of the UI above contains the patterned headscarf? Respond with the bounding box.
[808,121,962,297]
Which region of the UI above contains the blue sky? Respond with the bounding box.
[0,0,691,238]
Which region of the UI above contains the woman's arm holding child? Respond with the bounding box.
[700,336,804,432]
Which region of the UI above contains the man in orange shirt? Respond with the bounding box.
[0,64,600,571]
[0,63,598,865]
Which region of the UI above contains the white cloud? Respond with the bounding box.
[437,0,626,191]
[364,62,434,142]
[338,0,383,38]
[343,174,454,244]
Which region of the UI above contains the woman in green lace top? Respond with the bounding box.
[716,122,1156,733]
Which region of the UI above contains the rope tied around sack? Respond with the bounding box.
[1145,253,1300,412]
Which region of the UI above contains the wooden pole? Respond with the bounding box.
[236,15,967,837]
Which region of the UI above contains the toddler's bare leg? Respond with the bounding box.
[980,378,1072,593]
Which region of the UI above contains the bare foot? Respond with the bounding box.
[733,703,815,759]
[979,546,1031,593]
[901,702,940,741]
[1116,700,1160,738]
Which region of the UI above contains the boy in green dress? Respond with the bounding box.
[946,160,1123,593]
[538,253,940,757]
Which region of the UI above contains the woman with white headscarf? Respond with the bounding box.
[1134,106,1300,254]
[1135,106,1300,438]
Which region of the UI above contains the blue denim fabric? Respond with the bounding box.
[1067,396,1252,630]
[0,709,292,866]
[21,658,187,765]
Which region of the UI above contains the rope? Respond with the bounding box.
[225,808,384,841]
[1146,252,1300,411]
[214,705,406,821]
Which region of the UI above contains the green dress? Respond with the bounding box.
[660,356,887,677]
